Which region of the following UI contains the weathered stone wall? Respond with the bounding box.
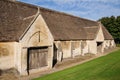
[14,42,22,73]
[0,42,16,69]
[103,40,116,51]
[95,26,104,42]
[61,41,71,58]
[111,40,116,47]
[54,41,81,60]
[54,40,97,60]
[87,40,97,54]
[71,41,81,57]
[81,40,97,55]
[81,40,88,55]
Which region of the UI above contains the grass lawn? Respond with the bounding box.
[33,49,120,80]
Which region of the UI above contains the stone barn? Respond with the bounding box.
[0,0,115,75]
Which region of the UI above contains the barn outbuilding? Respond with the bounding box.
[0,0,115,75]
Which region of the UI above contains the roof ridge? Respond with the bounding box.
[1,0,38,10]
[5,0,97,23]
[39,7,97,23]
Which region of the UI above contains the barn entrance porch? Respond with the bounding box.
[97,42,103,54]
[53,44,63,67]
[27,46,48,74]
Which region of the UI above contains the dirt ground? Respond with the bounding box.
[0,68,19,80]
[0,47,119,80]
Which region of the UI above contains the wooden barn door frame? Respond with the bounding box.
[27,48,30,75]
[27,46,48,75]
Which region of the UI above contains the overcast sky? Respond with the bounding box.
[19,0,120,21]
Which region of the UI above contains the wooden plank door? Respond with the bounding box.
[28,47,48,70]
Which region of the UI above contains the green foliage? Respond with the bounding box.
[116,44,120,47]
[98,16,120,44]
[33,49,120,80]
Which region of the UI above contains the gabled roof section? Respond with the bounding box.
[39,7,99,40]
[0,0,38,41]
[84,26,99,39]
[101,24,113,40]
[0,0,114,42]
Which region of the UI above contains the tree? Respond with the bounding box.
[98,16,120,44]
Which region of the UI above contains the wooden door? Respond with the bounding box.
[28,47,48,70]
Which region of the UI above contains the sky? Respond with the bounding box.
[19,0,120,21]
